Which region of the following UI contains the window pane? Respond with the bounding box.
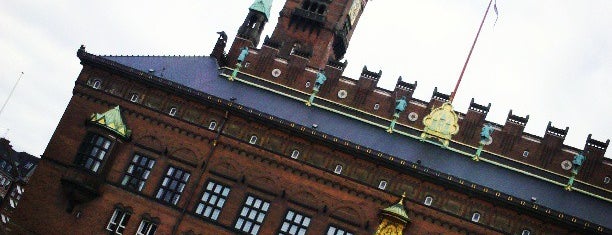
[235,195,269,235]
[196,181,231,221]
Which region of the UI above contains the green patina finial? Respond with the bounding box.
[381,192,410,223]
[90,106,132,138]
[249,0,273,20]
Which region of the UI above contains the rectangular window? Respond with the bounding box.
[278,210,311,235]
[155,166,190,205]
[136,219,158,235]
[195,181,231,220]
[326,225,353,235]
[235,195,270,235]
[75,133,113,173]
[121,154,156,192]
[106,208,130,234]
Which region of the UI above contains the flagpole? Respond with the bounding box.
[0,72,24,118]
[449,0,493,103]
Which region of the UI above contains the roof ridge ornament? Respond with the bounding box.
[90,106,132,138]
[420,102,459,147]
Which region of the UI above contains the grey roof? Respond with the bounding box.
[103,55,612,228]
[0,138,39,181]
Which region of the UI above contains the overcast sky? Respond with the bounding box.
[0,0,610,158]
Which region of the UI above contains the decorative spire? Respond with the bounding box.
[90,106,132,138]
[381,193,410,223]
[249,0,273,20]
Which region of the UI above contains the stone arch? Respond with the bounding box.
[290,190,322,210]
[331,205,363,226]
[169,147,199,165]
[134,135,165,153]
[210,159,241,180]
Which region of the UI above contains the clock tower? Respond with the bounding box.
[268,0,369,68]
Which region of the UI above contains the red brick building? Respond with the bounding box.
[11,0,611,234]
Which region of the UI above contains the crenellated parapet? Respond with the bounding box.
[459,98,491,144]
[498,110,529,154]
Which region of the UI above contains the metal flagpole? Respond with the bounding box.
[0,72,24,118]
[449,0,494,103]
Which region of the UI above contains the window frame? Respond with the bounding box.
[155,166,191,205]
[249,135,258,144]
[333,164,343,174]
[290,150,300,159]
[130,93,139,102]
[120,153,156,192]
[208,120,217,130]
[92,79,102,89]
[168,107,178,116]
[378,180,387,190]
[106,208,131,234]
[277,209,311,235]
[521,229,531,235]
[195,180,231,221]
[373,103,380,110]
[325,225,354,235]
[234,195,270,235]
[424,196,433,206]
[522,150,529,157]
[471,212,481,222]
[75,132,114,174]
[136,219,158,235]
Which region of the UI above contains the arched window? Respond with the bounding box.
[471,212,481,222]
[378,180,387,190]
[317,4,326,14]
[333,164,343,174]
[168,107,177,116]
[208,121,217,130]
[373,103,380,110]
[424,196,433,206]
[604,176,611,184]
[249,135,258,144]
[290,150,300,159]
[522,150,529,157]
[521,229,531,235]
[92,79,102,89]
[130,93,139,102]
[305,81,311,88]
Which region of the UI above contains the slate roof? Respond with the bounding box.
[0,138,39,182]
[100,55,612,228]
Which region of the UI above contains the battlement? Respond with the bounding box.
[468,98,490,114]
[506,110,529,126]
[586,134,610,151]
[431,87,450,103]
[545,121,569,139]
[360,65,382,81]
[395,76,417,92]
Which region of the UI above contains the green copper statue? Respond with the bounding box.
[314,70,327,92]
[565,152,587,191]
[230,47,250,81]
[473,124,494,161]
[237,47,249,63]
[387,96,407,133]
[306,69,326,106]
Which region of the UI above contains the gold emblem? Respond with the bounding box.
[421,102,459,147]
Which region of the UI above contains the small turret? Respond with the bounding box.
[459,98,491,144]
[538,122,568,168]
[210,31,228,66]
[580,135,610,178]
[498,110,529,153]
[238,0,273,46]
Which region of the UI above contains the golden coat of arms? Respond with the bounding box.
[420,102,459,147]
